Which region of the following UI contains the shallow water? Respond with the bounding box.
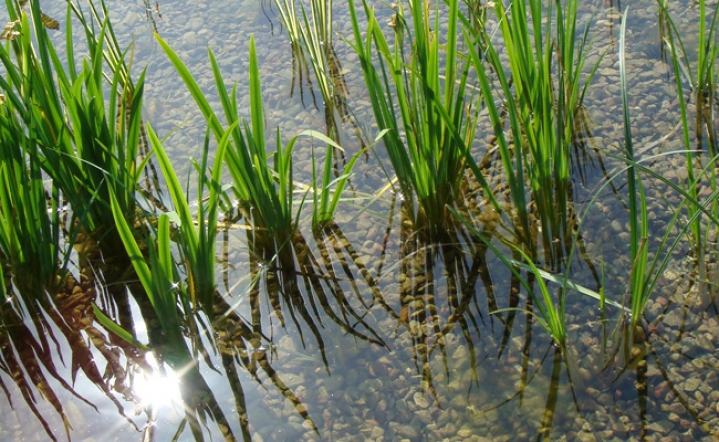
[2,0,719,440]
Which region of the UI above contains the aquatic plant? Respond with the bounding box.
[159,35,302,245]
[1,0,148,257]
[0,39,68,295]
[306,130,388,228]
[658,0,719,305]
[110,192,185,346]
[273,0,315,106]
[659,0,718,153]
[447,206,567,347]
[464,0,602,268]
[110,189,243,440]
[0,5,153,438]
[347,0,492,239]
[611,9,719,330]
[274,0,350,142]
[616,8,651,331]
[0,39,79,438]
[150,123,228,315]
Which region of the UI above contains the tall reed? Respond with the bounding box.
[616,10,650,328]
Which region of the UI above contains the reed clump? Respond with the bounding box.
[464,0,603,269]
[346,0,494,240]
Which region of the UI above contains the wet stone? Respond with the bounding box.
[663,309,685,327]
[413,391,430,409]
[370,426,384,439]
[684,377,700,392]
[697,334,714,351]
[646,420,674,434]
[395,423,419,439]
[415,409,433,424]
[441,422,458,438]
[451,426,470,439]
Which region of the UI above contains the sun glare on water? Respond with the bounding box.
[133,353,182,410]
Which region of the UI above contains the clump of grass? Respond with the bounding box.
[449,206,568,347]
[1,0,148,257]
[464,0,602,267]
[611,8,719,329]
[0,0,156,284]
[110,192,186,349]
[347,0,492,239]
[150,123,228,315]
[274,0,349,138]
[0,13,68,295]
[158,34,362,254]
[0,125,67,298]
[0,5,147,439]
[157,35,300,258]
[110,190,239,441]
[273,0,315,106]
[306,130,387,229]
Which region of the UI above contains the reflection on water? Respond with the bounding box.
[2,197,719,441]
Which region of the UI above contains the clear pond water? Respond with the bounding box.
[1,0,719,441]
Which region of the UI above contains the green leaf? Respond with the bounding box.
[92,303,149,351]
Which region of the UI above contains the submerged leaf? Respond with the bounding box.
[40,13,59,31]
